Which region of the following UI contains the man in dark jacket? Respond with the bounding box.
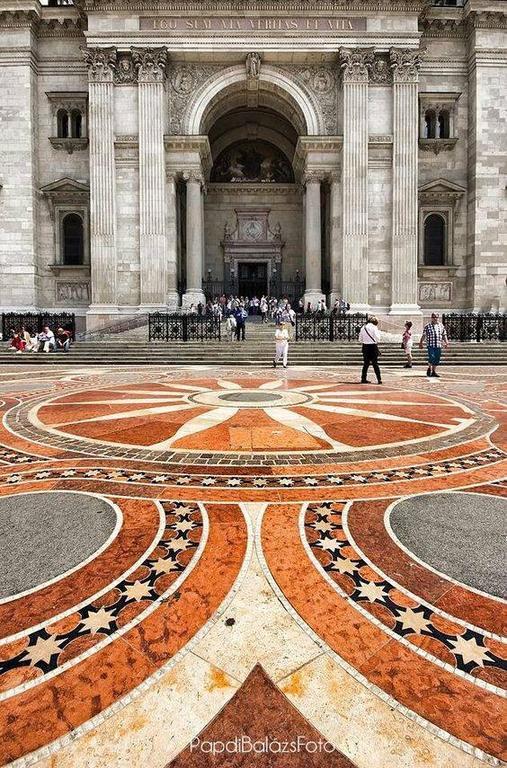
[234,304,248,341]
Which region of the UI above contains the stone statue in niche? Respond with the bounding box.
[211,141,294,184]
[246,52,261,79]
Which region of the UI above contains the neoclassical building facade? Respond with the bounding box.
[0,0,505,331]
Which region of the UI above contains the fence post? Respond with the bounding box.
[329,316,334,342]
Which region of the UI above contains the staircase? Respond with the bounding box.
[0,320,505,365]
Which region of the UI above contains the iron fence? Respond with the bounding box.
[295,313,368,341]
[2,312,76,340]
[148,313,221,342]
[442,313,506,342]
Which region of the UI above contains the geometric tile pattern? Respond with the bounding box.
[0,367,505,768]
[305,501,506,685]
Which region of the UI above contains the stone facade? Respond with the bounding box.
[0,0,505,331]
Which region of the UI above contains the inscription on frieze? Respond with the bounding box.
[140,16,367,33]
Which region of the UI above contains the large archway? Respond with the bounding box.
[193,69,314,301]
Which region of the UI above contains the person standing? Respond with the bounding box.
[359,316,382,384]
[419,312,449,378]
[402,321,413,368]
[234,303,248,341]
[273,320,289,368]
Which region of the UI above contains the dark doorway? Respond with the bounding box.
[238,262,267,298]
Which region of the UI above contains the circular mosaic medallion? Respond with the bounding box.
[21,377,485,463]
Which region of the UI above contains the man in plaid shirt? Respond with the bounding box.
[419,313,449,378]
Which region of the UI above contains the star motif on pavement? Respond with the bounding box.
[279,478,294,486]
[173,517,195,534]
[152,557,180,575]
[166,536,190,553]
[303,477,318,485]
[25,635,62,666]
[80,606,116,635]
[397,607,431,634]
[151,474,170,483]
[202,477,216,485]
[318,537,341,554]
[334,557,357,576]
[357,581,386,603]
[449,635,491,668]
[61,469,77,477]
[123,580,153,601]
[328,476,343,485]
[128,473,145,481]
[227,478,241,486]
[175,476,191,484]
[312,519,337,534]
[252,478,267,487]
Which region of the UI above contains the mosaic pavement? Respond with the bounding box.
[0,365,505,768]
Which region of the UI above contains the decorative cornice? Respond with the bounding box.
[81,1,428,11]
[390,47,421,83]
[419,138,458,155]
[132,46,169,84]
[0,10,39,29]
[82,46,117,83]
[466,10,507,31]
[49,137,89,155]
[420,17,465,39]
[339,47,375,84]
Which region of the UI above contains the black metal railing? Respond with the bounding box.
[148,313,221,342]
[2,312,76,340]
[442,313,506,342]
[295,313,368,342]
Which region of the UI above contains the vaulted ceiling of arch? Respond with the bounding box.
[208,108,298,161]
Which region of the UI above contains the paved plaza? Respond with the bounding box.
[0,363,504,767]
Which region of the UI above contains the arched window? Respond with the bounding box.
[438,110,450,139]
[57,109,69,139]
[62,213,84,265]
[424,214,446,266]
[424,110,437,139]
[70,110,82,138]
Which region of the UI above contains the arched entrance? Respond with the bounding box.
[186,67,322,302]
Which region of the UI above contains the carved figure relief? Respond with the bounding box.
[168,63,221,134]
[418,282,452,303]
[211,141,294,184]
[369,55,393,85]
[286,65,337,134]
[246,52,261,79]
[171,65,197,95]
[114,53,136,84]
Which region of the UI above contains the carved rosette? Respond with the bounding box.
[132,47,169,84]
[82,46,117,83]
[339,48,375,84]
[389,48,421,84]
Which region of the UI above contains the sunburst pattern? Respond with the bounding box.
[33,378,477,454]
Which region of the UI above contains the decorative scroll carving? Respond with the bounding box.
[246,52,261,79]
[114,52,136,84]
[389,47,421,83]
[168,63,221,134]
[339,47,375,83]
[82,46,117,83]
[285,65,337,134]
[369,55,392,85]
[132,47,168,83]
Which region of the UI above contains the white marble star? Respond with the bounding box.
[398,607,431,634]
[357,581,386,603]
[25,635,62,665]
[80,606,115,635]
[123,580,152,601]
[450,635,491,667]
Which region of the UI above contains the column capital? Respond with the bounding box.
[132,47,169,84]
[82,46,117,84]
[339,47,375,84]
[389,48,421,83]
[303,170,324,186]
[183,169,205,186]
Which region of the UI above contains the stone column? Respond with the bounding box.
[339,48,374,313]
[83,47,118,324]
[166,172,179,304]
[183,171,205,307]
[390,48,421,315]
[303,172,325,308]
[329,170,342,305]
[133,48,173,310]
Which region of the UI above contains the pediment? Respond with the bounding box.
[40,178,90,194]
[419,178,466,195]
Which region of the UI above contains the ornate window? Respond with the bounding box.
[423,214,446,266]
[418,178,466,268]
[47,92,88,153]
[419,93,460,154]
[40,178,90,267]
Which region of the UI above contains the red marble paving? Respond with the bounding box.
[346,499,507,636]
[0,496,161,640]
[168,665,357,768]
[0,503,248,766]
[261,503,507,761]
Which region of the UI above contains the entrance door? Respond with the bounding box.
[238,262,267,298]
